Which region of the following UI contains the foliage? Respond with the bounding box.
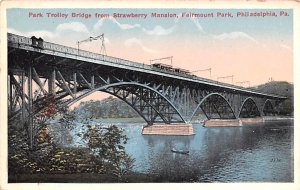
[9,93,136,181]
[254,81,294,115]
[83,124,135,181]
[74,96,139,119]
[33,96,76,143]
[9,120,135,180]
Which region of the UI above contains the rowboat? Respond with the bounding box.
[171,148,189,154]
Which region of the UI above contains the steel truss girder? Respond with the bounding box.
[262,99,275,116]
[8,63,280,125]
[64,82,186,124]
[190,92,236,121]
[105,87,167,124]
[8,73,29,119]
[8,46,282,125]
[238,97,261,118]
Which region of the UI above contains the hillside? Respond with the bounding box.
[250,81,294,115]
[73,96,139,119]
[252,81,293,97]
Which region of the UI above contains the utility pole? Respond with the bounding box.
[77,34,107,55]
[191,68,212,78]
[149,56,173,67]
[217,75,234,84]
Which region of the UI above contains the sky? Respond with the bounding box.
[7,8,293,87]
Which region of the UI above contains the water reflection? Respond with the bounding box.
[121,120,293,182]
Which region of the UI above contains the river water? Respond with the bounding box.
[59,119,294,182]
[111,120,293,182]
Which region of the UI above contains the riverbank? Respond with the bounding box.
[8,172,155,183]
[48,117,145,125]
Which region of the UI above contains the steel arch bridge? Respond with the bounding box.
[7,33,286,146]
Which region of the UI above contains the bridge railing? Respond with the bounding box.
[44,41,152,71]
[8,33,152,70]
[8,33,32,45]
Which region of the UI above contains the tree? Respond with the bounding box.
[83,125,135,181]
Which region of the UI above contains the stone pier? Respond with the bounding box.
[203,119,242,127]
[142,123,194,136]
[239,117,264,124]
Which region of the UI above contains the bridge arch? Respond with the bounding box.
[262,99,275,116]
[189,93,236,121]
[238,97,261,118]
[64,82,186,124]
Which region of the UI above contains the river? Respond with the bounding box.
[110,121,293,182]
[54,118,294,182]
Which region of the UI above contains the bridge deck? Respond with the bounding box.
[7,33,286,100]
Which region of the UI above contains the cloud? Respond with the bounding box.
[280,44,292,51]
[56,22,90,35]
[188,18,258,44]
[142,25,175,36]
[174,14,183,24]
[9,21,91,41]
[93,19,104,32]
[7,28,28,36]
[7,28,55,39]
[213,32,258,43]
[29,30,56,39]
[110,18,141,30]
[8,22,94,47]
[190,18,205,33]
[93,17,175,36]
[93,17,141,32]
[124,38,157,53]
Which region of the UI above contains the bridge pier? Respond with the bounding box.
[142,123,194,136]
[203,119,242,127]
[203,117,265,127]
[239,117,264,124]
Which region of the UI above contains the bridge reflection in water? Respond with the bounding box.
[7,33,286,148]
